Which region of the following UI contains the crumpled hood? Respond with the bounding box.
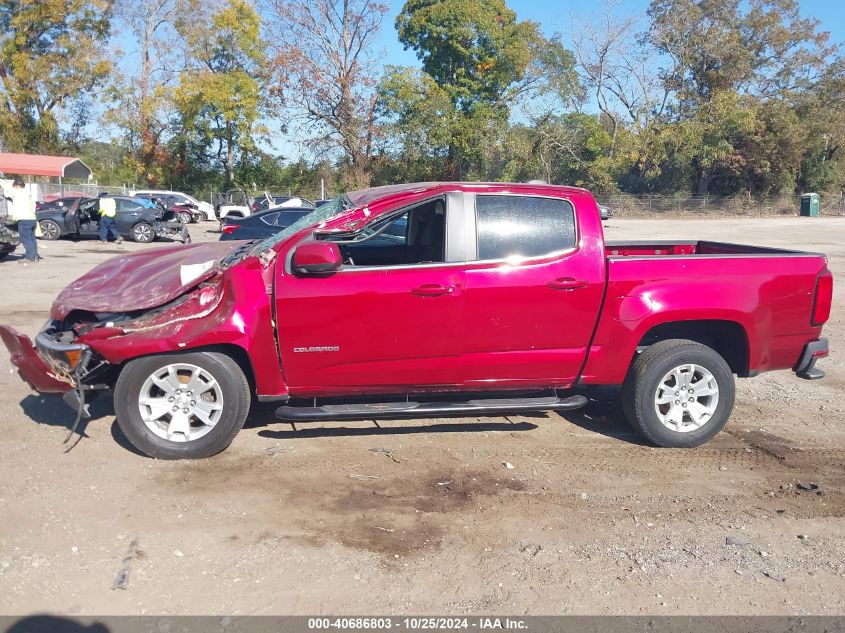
[51,241,243,320]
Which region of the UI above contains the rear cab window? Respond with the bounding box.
[474,195,576,261]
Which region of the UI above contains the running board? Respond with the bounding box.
[275,394,588,421]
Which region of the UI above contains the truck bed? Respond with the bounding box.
[579,240,829,386]
[605,240,822,258]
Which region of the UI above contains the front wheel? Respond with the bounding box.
[131,222,154,243]
[39,219,61,240]
[178,210,193,224]
[114,351,251,459]
[622,339,735,447]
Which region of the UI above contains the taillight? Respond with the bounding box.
[222,224,239,235]
[812,271,833,326]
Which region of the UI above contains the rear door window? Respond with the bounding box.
[475,195,576,260]
[260,212,280,226]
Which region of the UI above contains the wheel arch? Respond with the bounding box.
[111,343,257,394]
[636,319,750,376]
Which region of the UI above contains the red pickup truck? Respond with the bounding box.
[0,182,832,459]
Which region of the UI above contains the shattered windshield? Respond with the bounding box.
[249,195,348,256]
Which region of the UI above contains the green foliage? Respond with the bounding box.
[390,0,576,179]
[396,0,539,109]
[13,0,842,202]
[0,0,112,153]
[173,0,267,187]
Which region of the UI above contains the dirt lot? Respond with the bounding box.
[0,217,843,616]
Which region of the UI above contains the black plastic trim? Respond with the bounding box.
[276,394,588,421]
[794,337,828,380]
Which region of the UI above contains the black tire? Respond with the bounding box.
[114,351,251,459]
[0,251,10,261]
[131,222,154,243]
[621,339,735,447]
[39,219,61,240]
[178,210,193,224]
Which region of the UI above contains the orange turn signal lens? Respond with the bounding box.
[66,349,82,368]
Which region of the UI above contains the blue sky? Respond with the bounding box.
[110,0,845,161]
[374,0,845,65]
[273,0,844,159]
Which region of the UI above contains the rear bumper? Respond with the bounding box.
[0,325,82,393]
[794,337,828,380]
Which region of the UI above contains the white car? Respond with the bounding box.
[218,195,310,222]
[131,189,215,221]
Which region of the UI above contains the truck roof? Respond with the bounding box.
[346,182,591,209]
[312,181,594,236]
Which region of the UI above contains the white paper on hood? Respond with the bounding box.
[180,260,215,287]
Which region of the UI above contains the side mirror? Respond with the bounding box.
[292,241,342,275]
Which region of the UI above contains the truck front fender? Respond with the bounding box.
[79,259,288,399]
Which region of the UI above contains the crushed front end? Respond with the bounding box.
[0,319,122,419]
[0,325,79,394]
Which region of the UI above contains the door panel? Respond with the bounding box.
[276,194,466,395]
[462,254,605,387]
[276,265,465,394]
[460,194,606,388]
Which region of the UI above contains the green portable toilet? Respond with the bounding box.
[800,193,820,217]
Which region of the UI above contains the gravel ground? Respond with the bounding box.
[0,217,843,616]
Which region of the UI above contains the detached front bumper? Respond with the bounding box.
[155,220,191,243]
[794,337,828,380]
[0,325,85,393]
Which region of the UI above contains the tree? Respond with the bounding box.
[173,0,266,187]
[391,0,576,178]
[0,0,112,153]
[645,0,836,194]
[110,0,180,184]
[266,0,388,189]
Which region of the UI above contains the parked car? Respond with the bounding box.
[598,204,613,221]
[132,190,215,221]
[35,196,86,214]
[0,183,832,459]
[0,194,19,260]
[36,196,190,243]
[134,193,203,224]
[220,208,322,241]
[251,195,315,214]
[37,195,88,211]
[217,191,314,223]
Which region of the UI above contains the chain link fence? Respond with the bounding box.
[38,182,134,199]
[593,192,845,218]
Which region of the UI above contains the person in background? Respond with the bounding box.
[8,179,39,263]
[97,194,123,244]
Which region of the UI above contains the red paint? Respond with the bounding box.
[0,182,832,402]
[0,326,73,393]
[51,241,241,319]
[291,241,342,274]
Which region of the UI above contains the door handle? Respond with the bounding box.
[412,284,454,297]
[548,278,589,290]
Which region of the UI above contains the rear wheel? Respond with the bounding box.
[131,222,154,243]
[114,352,251,459]
[39,219,61,240]
[622,339,735,447]
[178,210,193,224]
